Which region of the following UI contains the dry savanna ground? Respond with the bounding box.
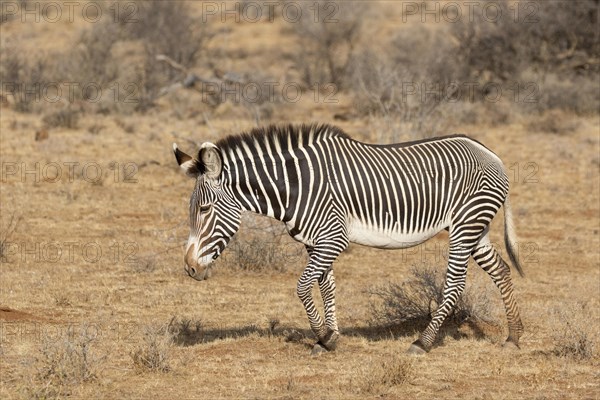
[1,1,599,399]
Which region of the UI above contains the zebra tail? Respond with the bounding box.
[503,194,525,277]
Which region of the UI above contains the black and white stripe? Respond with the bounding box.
[175,123,524,352]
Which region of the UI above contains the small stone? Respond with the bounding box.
[501,341,520,351]
[35,129,49,141]
[311,343,328,356]
[406,343,427,356]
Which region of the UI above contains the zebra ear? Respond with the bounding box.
[199,143,222,180]
[173,143,202,178]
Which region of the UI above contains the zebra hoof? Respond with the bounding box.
[320,330,340,351]
[406,341,428,355]
[311,343,328,356]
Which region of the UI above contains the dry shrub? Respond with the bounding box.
[0,48,49,113]
[0,0,28,24]
[221,214,304,272]
[358,358,414,394]
[520,1,599,75]
[0,212,19,262]
[25,325,103,399]
[129,1,210,71]
[21,1,216,114]
[451,0,598,82]
[525,109,580,135]
[124,1,216,111]
[439,101,500,128]
[225,237,290,272]
[532,73,600,115]
[131,323,174,372]
[346,0,598,125]
[349,26,459,138]
[450,0,521,84]
[67,22,120,87]
[130,255,158,273]
[288,1,367,89]
[42,108,80,129]
[196,68,285,124]
[168,316,204,347]
[552,302,597,360]
[370,266,498,340]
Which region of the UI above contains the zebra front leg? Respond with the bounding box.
[297,265,328,346]
[408,242,472,354]
[316,268,340,350]
[298,240,346,354]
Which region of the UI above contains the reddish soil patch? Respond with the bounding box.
[0,307,41,322]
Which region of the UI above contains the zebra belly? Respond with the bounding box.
[347,217,447,249]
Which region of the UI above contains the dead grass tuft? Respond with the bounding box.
[552,302,597,360]
[0,212,20,262]
[168,316,204,347]
[288,1,367,89]
[42,108,80,129]
[24,325,103,399]
[131,323,174,372]
[221,214,304,273]
[525,109,581,135]
[358,357,414,394]
[131,255,158,273]
[370,266,499,341]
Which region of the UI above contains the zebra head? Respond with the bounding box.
[173,142,241,281]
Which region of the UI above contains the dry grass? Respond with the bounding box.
[221,213,304,273]
[22,325,104,399]
[42,108,80,130]
[370,266,501,343]
[0,111,598,398]
[525,110,581,135]
[131,323,174,373]
[0,2,599,399]
[0,212,19,262]
[358,357,415,394]
[551,302,597,360]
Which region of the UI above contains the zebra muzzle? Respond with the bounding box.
[186,264,212,281]
[184,244,214,281]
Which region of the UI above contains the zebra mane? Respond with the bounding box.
[215,123,350,152]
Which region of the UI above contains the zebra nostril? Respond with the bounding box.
[190,266,197,275]
[185,244,196,272]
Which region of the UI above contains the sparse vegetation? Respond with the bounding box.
[25,326,103,399]
[552,302,598,360]
[358,358,414,394]
[131,323,174,372]
[168,316,204,346]
[221,214,304,272]
[288,1,367,89]
[370,266,499,341]
[0,0,595,134]
[0,212,19,262]
[0,1,598,399]
[42,108,80,129]
[525,109,581,135]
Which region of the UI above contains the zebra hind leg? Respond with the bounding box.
[409,220,487,354]
[472,237,524,347]
[409,242,471,353]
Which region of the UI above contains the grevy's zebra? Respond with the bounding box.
[173,124,524,354]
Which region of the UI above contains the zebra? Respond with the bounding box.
[173,123,524,354]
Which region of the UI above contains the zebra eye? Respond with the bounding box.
[199,204,211,214]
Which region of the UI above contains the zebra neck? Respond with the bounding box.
[222,149,301,222]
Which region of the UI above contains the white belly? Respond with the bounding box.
[347,217,447,249]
